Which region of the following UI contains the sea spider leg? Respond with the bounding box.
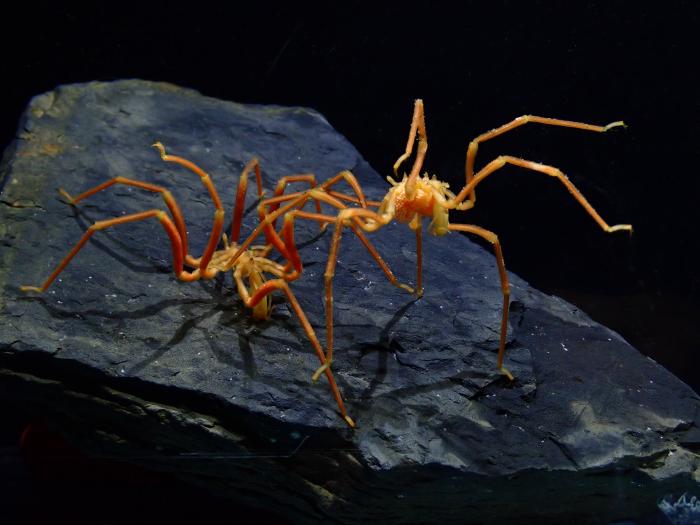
[152,147,307,284]
[255,170,386,282]
[265,173,323,230]
[233,255,355,427]
[455,115,625,210]
[318,170,370,207]
[392,99,428,199]
[310,199,508,382]
[225,157,303,275]
[453,155,633,233]
[152,150,303,284]
[307,206,397,380]
[414,223,423,296]
[252,189,386,290]
[20,209,187,293]
[283,188,415,292]
[253,169,381,275]
[230,157,264,243]
[448,223,512,380]
[58,177,189,261]
[223,195,311,269]
[259,169,375,237]
[315,170,382,208]
[324,192,381,208]
[239,168,357,267]
[20,150,234,292]
[226,206,353,426]
[256,183,411,294]
[152,143,225,277]
[253,174,329,267]
[389,99,432,292]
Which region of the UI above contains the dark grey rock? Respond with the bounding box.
[0,80,697,524]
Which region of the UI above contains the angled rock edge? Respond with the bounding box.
[0,80,697,524]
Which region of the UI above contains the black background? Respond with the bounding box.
[1,2,698,523]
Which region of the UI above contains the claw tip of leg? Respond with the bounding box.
[312,361,332,383]
[609,224,633,235]
[152,142,166,158]
[604,120,626,131]
[499,366,515,382]
[58,188,75,204]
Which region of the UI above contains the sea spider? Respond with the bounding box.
[254,99,632,383]
[20,143,355,426]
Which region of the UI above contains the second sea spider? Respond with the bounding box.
[20,143,355,427]
[257,99,633,384]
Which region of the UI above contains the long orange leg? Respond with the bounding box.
[269,185,414,292]
[256,186,342,267]
[152,143,224,210]
[319,170,371,208]
[326,191,381,208]
[224,195,313,270]
[254,188,370,281]
[315,216,343,381]
[265,205,415,382]
[234,264,355,427]
[152,143,226,276]
[245,169,367,256]
[282,208,414,294]
[262,169,373,239]
[20,209,192,293]
[265,173,323,230]
[257,175,326,262]
[230,157,265,243]
[392,99,428,199]
[226,175,354,425]
[243,180,422,393]
[257,173,372,227]
[414,221,423,296]
[311,206,397,381]
[448,223,513,381]
[303,203,511,383]
[454,115,625,208]
[228,200,353,424]
[299,183,412,292]
[227,160,307,281]
[227,158,307,271]
[453,155,632,233]
[58,176,190,262]
[264,169,372,214]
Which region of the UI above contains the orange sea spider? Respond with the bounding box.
[20,143,355,427]
[254,99,632,383]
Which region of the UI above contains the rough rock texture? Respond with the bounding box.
[0,80,698,524]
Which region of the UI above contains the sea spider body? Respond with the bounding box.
[204,239,274,321]
[383,173,453,235]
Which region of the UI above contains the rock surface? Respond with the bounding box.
[0,80,698,524]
